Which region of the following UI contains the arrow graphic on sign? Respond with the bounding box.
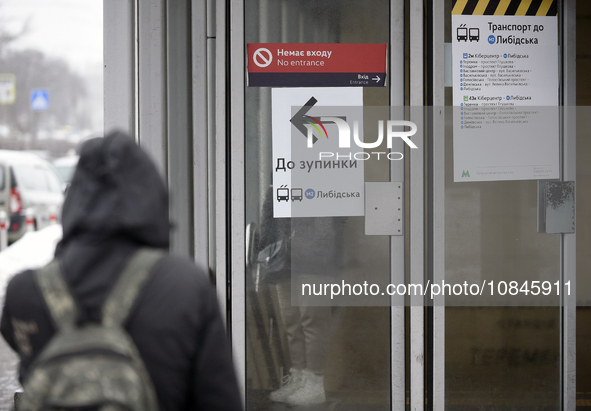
[290,97,330,145]
[290,97,319,144]
[373,75,380,83]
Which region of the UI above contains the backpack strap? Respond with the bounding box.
[35,260,77,331]
[102,248,164,327]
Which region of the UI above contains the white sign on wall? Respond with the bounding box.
[272,88,364,217]
[452,13,559,182]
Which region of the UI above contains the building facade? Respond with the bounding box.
[103,0,588,409]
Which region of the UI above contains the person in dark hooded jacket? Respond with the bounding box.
[0,131,243,411]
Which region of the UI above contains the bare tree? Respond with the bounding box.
[0,5,30,56]
[0,8,88,140]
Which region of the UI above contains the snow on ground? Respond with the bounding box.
[0,225,63,303]
[0,226,63,409]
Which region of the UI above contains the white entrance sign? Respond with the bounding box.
[272,88,364,217]
[452,13,559,182]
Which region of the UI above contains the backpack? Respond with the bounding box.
[17,248,164,411]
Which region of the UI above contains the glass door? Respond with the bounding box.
[429,1,573,409]
[242,0,403,410]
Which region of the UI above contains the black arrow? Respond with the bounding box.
[290,96,318,144]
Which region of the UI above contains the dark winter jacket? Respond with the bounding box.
[0,131,243,411]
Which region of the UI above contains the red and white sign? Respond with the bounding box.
[252,47,273,68]
[247,43,387,87]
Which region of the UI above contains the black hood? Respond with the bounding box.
[49,131,169,324]
[57,131,170,252]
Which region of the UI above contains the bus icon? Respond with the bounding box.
[457,26,479,42]
[291,188,303,201]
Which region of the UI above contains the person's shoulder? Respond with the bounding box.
[150,253,214,294]
[3,268,44,317]
[155,253,207,278]
[5,269,37,297]
[139,252,218,319]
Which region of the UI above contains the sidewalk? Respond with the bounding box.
[0,338,18,411]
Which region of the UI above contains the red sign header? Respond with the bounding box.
[247,43,387,87]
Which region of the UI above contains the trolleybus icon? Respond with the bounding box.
[277,186,289,202]
[457,26,468,41]
[457,26,480,42]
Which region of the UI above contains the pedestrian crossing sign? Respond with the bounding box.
[31,89,49,111]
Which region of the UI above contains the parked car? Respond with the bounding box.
[53,154,79,185]
[0,150,64,244]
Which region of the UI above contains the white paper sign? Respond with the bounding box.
[452,15,559,182]
[272,88,364,217]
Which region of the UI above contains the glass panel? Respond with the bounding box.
[42,166,63,194]
[577,3,591,408]
[14,165,50,191]
[244,1,393,409]
[443,0,561,408]
[443,138,561,408]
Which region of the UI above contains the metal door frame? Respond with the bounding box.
[393,0,410,409]
[562,1,577,408]
[103,0,211,262]
[228,0,416,408]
